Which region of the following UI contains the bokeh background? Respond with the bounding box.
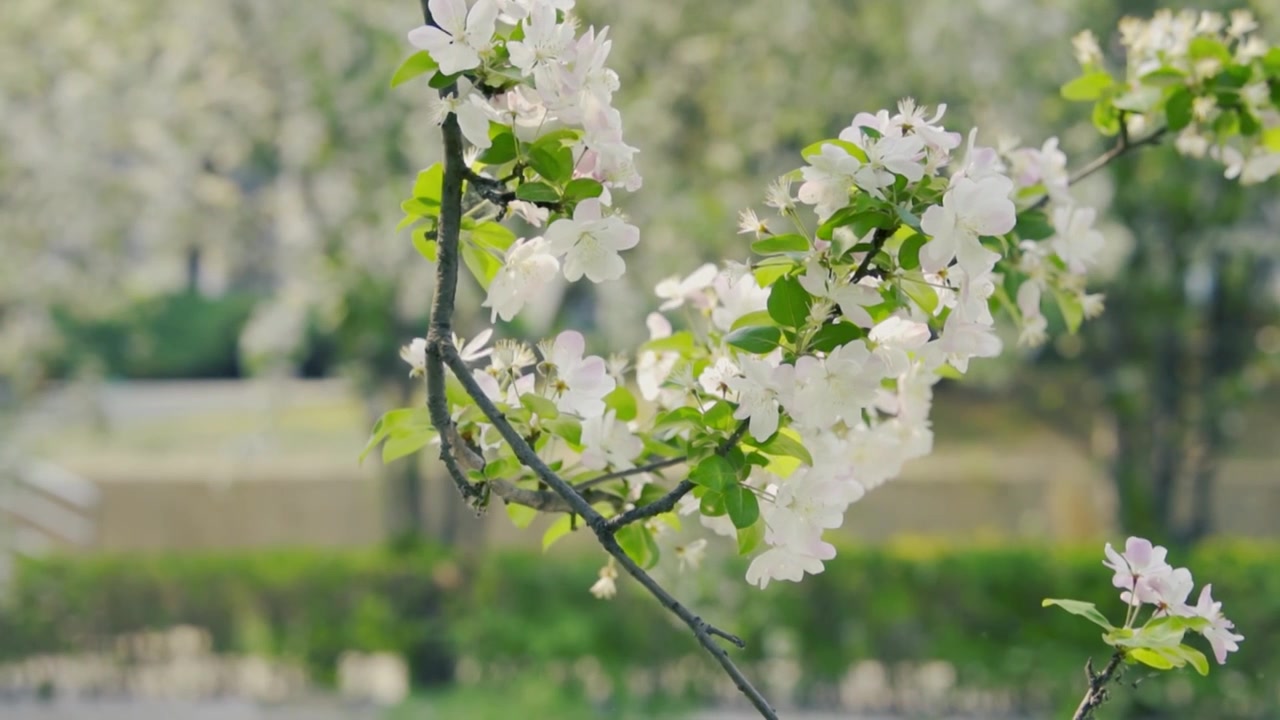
[1,0,1278,718]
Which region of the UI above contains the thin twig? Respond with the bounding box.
[574,456,687,490]
[1030,127,1167,212]
[606,422,750,532]
[1071,652,1125,720]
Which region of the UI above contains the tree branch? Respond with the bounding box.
[1030,126,1167,211]
[1071,652,1125,720]
[414,7,774,715]
[574,456,686,491]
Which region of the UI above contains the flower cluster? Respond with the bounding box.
[382,5,1278,596]
[1103,536,1244,665]
[1071,9,1280,183]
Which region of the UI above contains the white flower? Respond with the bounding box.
[400,338,428,377]
[841,128,926,197]
[1193,585,1244,664]
[784,341,882,431]
[655,263,717,311]
[919,175,1015,275]
[925,311,1002,373]
[483,236,560,321]
[1051,205,1105,274]
[797,144,860,221]
[545,330,615,417]
[745,541,835,589]
[891,98,961,156]
[581,410,642,470]
[1016,282,1047,347]
[544,198,640,282]
[725,355,785,441]
[698,356,740,398]
[1072,30,1104,66]
[590,561,618,599]
[674,538,708,572]
[869,316,930,374]
[1007,137,1069,199]
[408,0,499,75]
[453,328,494,362]
[427,78,495,149]
[1102,536,1173,606]
[506,2,576,78]
[710,272,769,332]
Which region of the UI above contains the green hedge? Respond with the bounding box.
[3,543,1277,717]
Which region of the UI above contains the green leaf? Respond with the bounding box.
[478,131,518,165]
[725,486,760,529]
[1061,71,1115,102]
[801,139,868,163]
[520,393,560,419]
[528,144,575,183]
[1173,644,1210,676]
[897,233,927,270]
[412,232,438,262]
[1129,647,1176,671]
[766,276,813,328]
[401,197,439,217]
[506,503,537,529]
[1041,599,1114,630]
[754,427,813,466]
[736,519,764,555]
[1054,289,1084,334]
[640,330,696,354]
[690,455,736,492]
[382,428,434,463]
[1092,99,1121,137]
[563,178,604,203]
[546,416,582,447]
[699,490,727,517]
[515,181,560,203]
[730,310,775,332]
[616,523,659,569]
[1166,86,1194,132]
[808,321,865,353]
[725,325,783,354]
[752,257,796,288]
[542,515,574,551]
[428,71,460,90]
[1263,126,1280,153]
[1188,36,1231,63]
[901,271,940,316]
[470,221,517,252]
[1139,66,1188,87]
[390,51,438,88]
[461,243,502,290]
[413,163,445,204]
[751,233,809,255]
[1015,210,1055,241]
[604,386,638,422]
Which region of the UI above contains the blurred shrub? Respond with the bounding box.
[3,543,1276,716]
[48,292,259,379]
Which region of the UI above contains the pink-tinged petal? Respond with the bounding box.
[553,330,585,364]
[575,197,603,222]
[1125,536,1154,566]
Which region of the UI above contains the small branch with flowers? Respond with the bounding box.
[367,3,1273,716]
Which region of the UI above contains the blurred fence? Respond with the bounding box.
[0,460,99,590]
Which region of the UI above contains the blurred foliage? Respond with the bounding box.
[4,543,1277,717]
[46,292,259,379]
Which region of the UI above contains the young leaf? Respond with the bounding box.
[751,233,809,255]
[725,325,783,354]
[390,51,438,88]
[478,131,518,165]
[736,519,764,556]
[413,163,445,204]
[1129,647,1177,671]
[1166,86,1194,132]
[616,523,659,569]
[1061,71,1115,101]
[506,503,537,529]
[766,276,813,328]
[471,221,517,252]
[461,243,502,290]
[1041,599,1114,630]
[542,514,574,551]
[563,178,604,203]
[754,427,813,466]
[808,321,865,353]
[520,392,560,419]
[725,485,760,529]
[690,455,736,492]
[412,233,438,262]
[604,386,638,422]
[897,233,927,270]
[515,181,560,203]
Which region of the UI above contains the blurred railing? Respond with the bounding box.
[0,458,99,590]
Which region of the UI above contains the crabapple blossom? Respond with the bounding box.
[1051,205,1105,274]
[724,355,785,441]
[544,198,640,283]
[919,175,1016,275]
[483,236,560,321]
[1103,536,1173,605]
[581,410,643,470]
[1193,585,1245,664]
[543,330,615,418]
[654,263,717,311]
[400,338,428,377]
[797,143,861,220]
[408,0,498,75]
